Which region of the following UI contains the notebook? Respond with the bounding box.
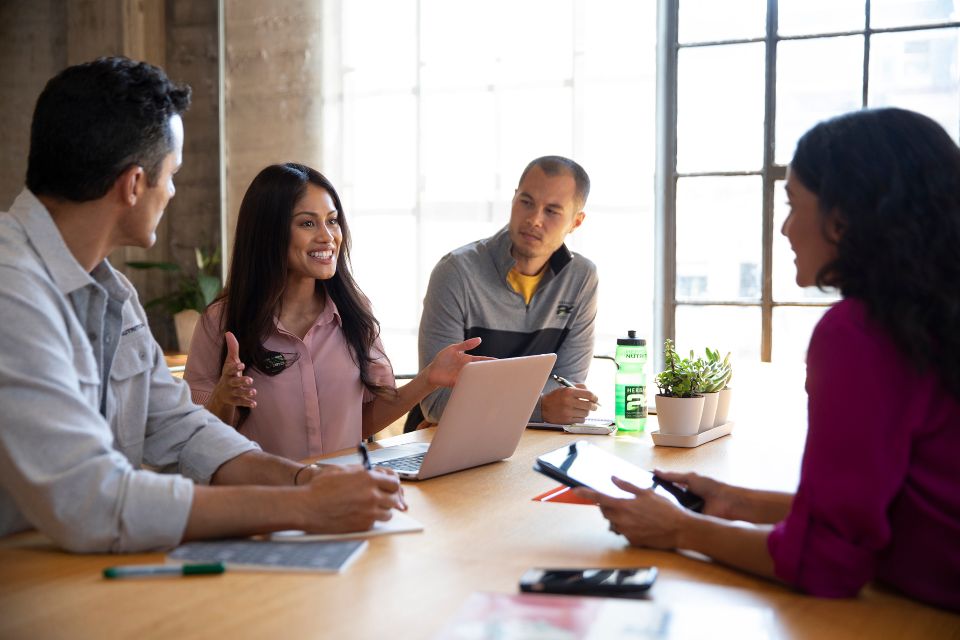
[166,539,366,573]
[527,416,617,431]
[324,354,556,480]
[434,592,774,639]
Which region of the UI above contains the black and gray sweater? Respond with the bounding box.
[418,226,598,423]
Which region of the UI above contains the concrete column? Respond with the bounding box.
[0,1,67,210]
[65,0,172,330]
[0,0,223,350]
[222,0,325,259]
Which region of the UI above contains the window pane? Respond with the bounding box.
[421,91,497,203]
[350,213,418,332]
[675,305,761,364]
[678,0,766,43]
[772,180,841,302]
[869,27,960,142]
[568,204,655,363]
[418,203,502,314]
[676,176,762,302]
[496,87,574,201]
[776,36,864,165]
[778,0,866,36]
[420,0,498,89]
[581,0,655,83]
[578,0,657,364]
[496,0,574,86]
[342,0,416,93]
[871,0,960,29]
[678,43,765,172]
[772,306,831,364]
[321,100,342,181]
[341,95,417,210]
[579,84,655,206]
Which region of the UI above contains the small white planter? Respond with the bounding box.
[654,394,705,436]
[714,388,733,427]
[697,392,720,433]
[174,309,200,354]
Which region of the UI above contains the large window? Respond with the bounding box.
[322,0,658,374]
[321,0,960,377]
[659,0,960,366]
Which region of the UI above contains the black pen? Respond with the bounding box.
[358,442,372,470]
[551,374,601,407]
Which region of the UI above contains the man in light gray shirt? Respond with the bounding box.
[0,57,404,553]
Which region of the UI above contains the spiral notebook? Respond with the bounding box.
[527,416,616,430]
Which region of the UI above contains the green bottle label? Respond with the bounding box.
[625,385,646,419]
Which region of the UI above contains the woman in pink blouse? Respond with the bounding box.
[185,163,485,460]
[577,108,960,611]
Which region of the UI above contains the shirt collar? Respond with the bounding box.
[10,189,99,296]
[275,294,343,337]
[491,224,573,283]
[316,294,343,327]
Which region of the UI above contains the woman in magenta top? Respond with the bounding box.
[185,163,483,460]
[578,108,960,611]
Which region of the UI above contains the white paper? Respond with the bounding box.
[269,509,424,542]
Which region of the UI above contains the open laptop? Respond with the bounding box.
[323,353,556,480]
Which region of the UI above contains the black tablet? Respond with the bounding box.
[534,440,705,512]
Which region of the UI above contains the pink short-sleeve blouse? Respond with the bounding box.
[184,299,395,460]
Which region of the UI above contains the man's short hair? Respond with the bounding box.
[518,155,591,211]
[26,56,191,202]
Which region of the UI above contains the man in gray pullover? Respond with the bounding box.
[413,156,599,428]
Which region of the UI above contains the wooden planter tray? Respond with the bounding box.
[651,422,735,448]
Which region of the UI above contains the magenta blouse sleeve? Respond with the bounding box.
[767,302,916,597]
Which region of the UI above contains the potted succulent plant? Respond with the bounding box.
[707,348,734,427]
[127,246,221,353]
[654,339,705,435]
[692,347,732,431]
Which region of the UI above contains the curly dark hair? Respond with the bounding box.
[26,56,191,201]
[215,163,390,398]
[791,108,960,401]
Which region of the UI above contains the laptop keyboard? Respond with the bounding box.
[377,452,426,473]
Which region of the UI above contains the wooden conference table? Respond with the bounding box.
[1,368,958,639]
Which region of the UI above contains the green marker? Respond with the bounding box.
[103,562,225,579]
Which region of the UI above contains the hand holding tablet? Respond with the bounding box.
[533,440,705,512]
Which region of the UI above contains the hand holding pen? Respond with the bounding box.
[550,374,601,406]
[542,374,600,424]
[358,441,407,511]
[358,442,372,470]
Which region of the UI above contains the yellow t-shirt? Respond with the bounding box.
[506,267,546,305]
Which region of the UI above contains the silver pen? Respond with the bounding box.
[550,374,601,407]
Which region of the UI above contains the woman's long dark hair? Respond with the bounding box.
[213,162,388,394]
[791,108,960,401]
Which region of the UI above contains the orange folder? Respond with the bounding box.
[531,485,594,505]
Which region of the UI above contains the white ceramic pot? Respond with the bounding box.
[714,388,732,427]
[654,394,705,436]
[697,391,719,433]
[174,309,201,354]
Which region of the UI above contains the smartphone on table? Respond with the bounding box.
[519,567,658,598]
[533,440,705,512]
